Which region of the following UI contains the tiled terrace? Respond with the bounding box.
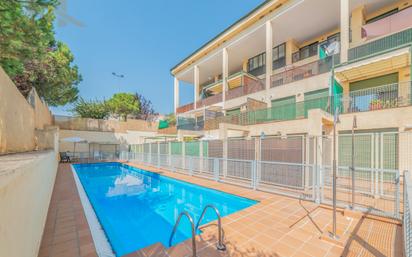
[38,163,404,257]
[38,164,97,257]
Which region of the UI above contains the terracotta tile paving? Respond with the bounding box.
[38,164,98,257]
[39,163,404,257]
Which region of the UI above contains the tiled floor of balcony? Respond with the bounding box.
[38,163,404,257]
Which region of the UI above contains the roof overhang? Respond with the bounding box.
[176,0,341,84]
[335,47,411,82]
[170,0,288,75]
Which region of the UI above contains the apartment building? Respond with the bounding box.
[170,0,412,141]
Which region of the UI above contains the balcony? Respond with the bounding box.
[338,81,411,114]
[196,71,264,109]
[362,7,412,41]
[200,81,411,130]
[349,28,412,61]
[176,116,204,131]
[225,72,265,100]
[176,103,194,114]
[270,55,338,88]
[196,93,223,108]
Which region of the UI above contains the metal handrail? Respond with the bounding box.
[169,211,197,257]
[195,204,226,251]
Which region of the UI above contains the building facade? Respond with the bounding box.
[170,0,412,141]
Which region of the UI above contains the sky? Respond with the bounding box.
[51,0,265,116]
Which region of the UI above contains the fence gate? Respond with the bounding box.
[321,132,401,218]
[257,135,316,200]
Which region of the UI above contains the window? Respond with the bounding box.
[272,43,286,69]
[292,41,318,63]
[248,52,266,76]
[366,8,399,24]
[248,52,266,71]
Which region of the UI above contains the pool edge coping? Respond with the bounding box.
[71,165,116,257]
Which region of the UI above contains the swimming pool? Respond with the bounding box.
[73,162,257,256]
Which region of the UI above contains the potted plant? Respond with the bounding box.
[369,99,383,110]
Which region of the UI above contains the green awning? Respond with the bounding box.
[158,120,169,129]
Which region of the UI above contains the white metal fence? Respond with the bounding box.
[125,133,411,219]
[404,171,412,257]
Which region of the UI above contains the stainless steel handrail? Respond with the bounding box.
[169,211,197,257]
[195,204,226,251]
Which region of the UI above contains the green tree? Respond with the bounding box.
[0,0,81,106]
[133,92,156,120]
[14,42,82,106]
[107,93,140,121]
[165,113,176,126]
[72,98,109,119]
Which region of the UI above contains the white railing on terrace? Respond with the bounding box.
[404,171,412,257]
[125,132,410,219]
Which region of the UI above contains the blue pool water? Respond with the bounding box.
[73,162,257,256]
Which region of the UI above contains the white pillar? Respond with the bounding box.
[194,65,200,109]
[340,0,350,63]
[222,48,229,107]
[174,77,180,113]
[265,20,273,92]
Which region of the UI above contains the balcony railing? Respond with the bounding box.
[176,103,194,114]
[196,93,222,108]
[226,73,265,101]
[270,55,338,88]
[177,116,204,131]
[338,81,411,114]
[348,28,412,61]
[200,81,411,130]
[362,7,412,40]
[195,71,264,109]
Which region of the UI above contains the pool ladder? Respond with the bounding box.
[169,204,226,257]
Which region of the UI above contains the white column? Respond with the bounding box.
[265,20,273,92]
[222,48,229,107]
[340,0,350,63]
[174,77,180,113]
[194,65,200,109]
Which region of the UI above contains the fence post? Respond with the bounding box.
[319,165,324,203]
[182,141,186,170]
[148,143,152,165]
[168,141,172,168]
[252,160,257,190]
[157,142,161,168]
[199,141,204,172]
[395,170,401,219]
[189,156,193,176]
[223,139,228,178]
[404,170,410,257]
[214,158,219,181]
[171,155,176,172]
[315,165,320,204]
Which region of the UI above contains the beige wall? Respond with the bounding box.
[59,129,158,153]
[0,150,58,257]
[0,67,53,154]
[32,91,53,130]
[54,116,158,133]
[0,68,35,153]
